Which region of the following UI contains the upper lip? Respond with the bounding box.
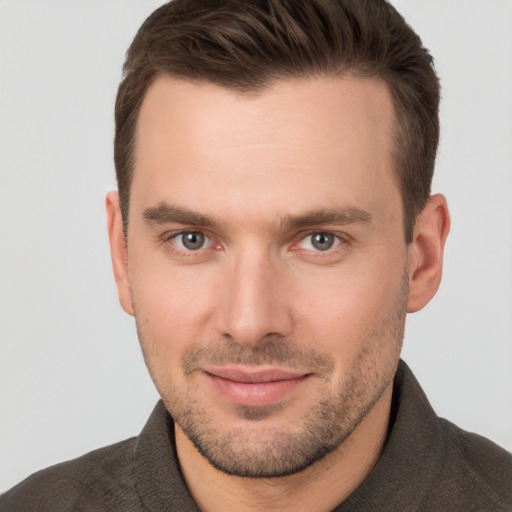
[204,368,309,383]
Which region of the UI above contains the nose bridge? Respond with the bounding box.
[217,244,292,346]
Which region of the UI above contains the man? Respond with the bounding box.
[1,0,511,510]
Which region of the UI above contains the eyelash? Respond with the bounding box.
[161,230,216,256]
[160,230,349,257]
[295,232,344,252]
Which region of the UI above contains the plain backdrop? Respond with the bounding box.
[1,0,511,492]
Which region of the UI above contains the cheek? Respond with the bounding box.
[290,261,406,357]
[129,260,219,348]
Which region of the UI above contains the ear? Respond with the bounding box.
[106,191,134,316]
[407,194,450,313]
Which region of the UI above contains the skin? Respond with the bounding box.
[107,75,449,511]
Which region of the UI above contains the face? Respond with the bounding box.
[120,75,410,477]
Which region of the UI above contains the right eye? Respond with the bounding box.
[171,231,212,251]
[296,232,342,252]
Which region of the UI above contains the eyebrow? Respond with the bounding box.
[142,202,372,232]
[143,203,223,229]
[277,208,372,231]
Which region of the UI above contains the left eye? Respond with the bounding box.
[298,232,341,251]
[172,231,212,251]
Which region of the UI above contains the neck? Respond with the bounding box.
[175,383,393,512]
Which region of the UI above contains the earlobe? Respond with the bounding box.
[106,191,134,316]
[406,194,450,313]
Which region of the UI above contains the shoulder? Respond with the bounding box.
[0,437,142,512]
[386,361,512,511]
[425,418,512,511]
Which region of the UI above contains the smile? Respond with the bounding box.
[203,368,312,408]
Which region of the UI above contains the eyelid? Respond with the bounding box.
[176,231,212,251]
[159,228,350,256]
[292,230,349,252]
[161,228,218,254]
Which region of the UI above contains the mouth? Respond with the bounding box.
[203,367,312,408]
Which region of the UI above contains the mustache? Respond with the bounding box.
[182,338,335,378]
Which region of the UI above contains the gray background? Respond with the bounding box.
[1,0,511,491]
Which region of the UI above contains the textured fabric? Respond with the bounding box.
[1,361,511,511]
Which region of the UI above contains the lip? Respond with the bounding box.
[203,367,311,407]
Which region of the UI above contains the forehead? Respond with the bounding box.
[131,74,399,226]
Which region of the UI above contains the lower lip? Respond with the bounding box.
[205,373,310,407]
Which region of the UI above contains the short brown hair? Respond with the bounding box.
[115,0,440,243]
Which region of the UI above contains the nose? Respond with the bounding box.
[215,248,294,347]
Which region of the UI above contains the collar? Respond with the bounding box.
[333,360,445,510]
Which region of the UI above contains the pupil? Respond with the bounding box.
[312,233,333,251]
[183,232,204,250]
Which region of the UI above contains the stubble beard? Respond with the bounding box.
[133,271,408,478]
